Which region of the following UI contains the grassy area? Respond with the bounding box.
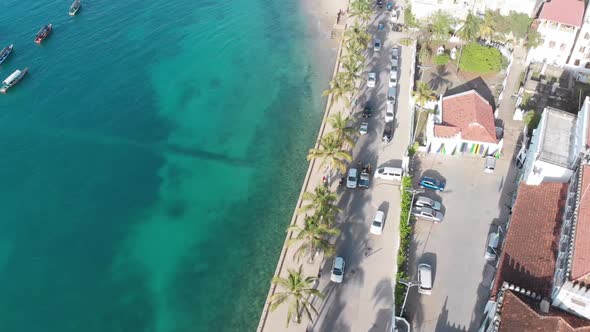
[434,54,450,66]
[395,176,414,311]
[459,43,504,74]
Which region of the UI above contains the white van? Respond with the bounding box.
[374,166,403,181]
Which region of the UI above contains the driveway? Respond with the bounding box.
[310,8,414,332]
[404,154,517,332]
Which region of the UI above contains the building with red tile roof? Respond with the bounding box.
[528,0,585,66]
[426,90,501,156]
[480,283,590,332]
[491,182,568,299]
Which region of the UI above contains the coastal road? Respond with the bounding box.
[311,8,414,332]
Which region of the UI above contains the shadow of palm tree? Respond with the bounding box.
[429,65,451,91]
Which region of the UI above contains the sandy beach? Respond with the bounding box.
[255,0,351,330]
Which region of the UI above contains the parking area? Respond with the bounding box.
[404,153,518,331]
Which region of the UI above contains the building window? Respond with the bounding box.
[586,32,590,40]
[585,62,590,69]
[580,46,586,53]
[549,41,556,48]
[575,59,581,66]
[560,43,567,51]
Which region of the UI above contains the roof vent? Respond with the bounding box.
[540,298,550,313]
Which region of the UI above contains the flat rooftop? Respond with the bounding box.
[538,107,576,167]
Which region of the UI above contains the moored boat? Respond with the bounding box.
[0,68,28,93]
[35,24,52,44]
[0,44,13,65]
[69,0,81,16]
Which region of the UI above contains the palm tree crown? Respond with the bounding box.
[287,214,340,262]
[412,81,437,108]
[458,13,481,43]
[307,135,353,173]
[270,265,324,326]
[478,11,495,41]
[323,72,354,110]
[349,0,373,24]
[298,185,341,223]
[327,112,356,148]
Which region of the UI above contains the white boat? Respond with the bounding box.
[0,68,28,93]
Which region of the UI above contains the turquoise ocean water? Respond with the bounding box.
[0,0,334,331]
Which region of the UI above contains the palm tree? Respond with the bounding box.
[298,185,341,222]
[323,72,354,111]
[456,13,481,71]
[429,10,454,41]
[270,265,324,326]
[345,22,371,51]
[341,56,363,87]
[306,135,352,174]
[349,0,373,24]
[288,214,340,262]
[327,112,356,148]
[412,81,437,109]
[478,11,495,41]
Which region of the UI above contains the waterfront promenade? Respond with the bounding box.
[257,2,414,331]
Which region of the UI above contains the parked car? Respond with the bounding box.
[376,0,383,8]
[347,168,358,188]
[331,256,345,283]
[362,106,373,118]
[370,210,385,235]
[389,71,398,87]
[484,156,496,174]
[485,231,500,260]
[387,86,397,104]
[386,102,395,122]
[419,176,446,191]
[367,72,376,87]
[391,46,399,60]
[374,166,403,181]
[359,121,369,135]
[412,206,444,222]
[359,171,370,188]
[382,123,393,142]
[374,39,382,51]
[414,196,442,211]
[418,263,432,295]
[391,64,398,72]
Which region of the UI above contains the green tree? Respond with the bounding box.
[418,44,431,64]
[429,10,454,41]
[323,72,354,111]
[478,11,495,40]
[349,0,373,24]
[412,81,437,109]
[341,54,364,87]
[298,185,341,223]
[270,265,324,326]
[306,135,353,174]
[525,27,542,50]
[287,214,340,262]
[345,21,371,51]
[456,13,481,71]
[327,112,356,148]
[404,5,418,29]
[523,110,541,132]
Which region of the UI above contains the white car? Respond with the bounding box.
[331,256,345,283]
[367,72,376,87]
[413,207,444,223]
[359,121,369,135]
[418,263,432,295]
[485,232,500,260]
[390,11,398,23]
[346,168,358,189]
[385,102,395,122]
[389,71,398,87]
[370,210,385,235]
[374,39,382,51]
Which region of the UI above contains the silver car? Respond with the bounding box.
[346,168,358,189]
[414,196,442,211]
[412,207,444,223]
[485,232,500,260]
[418,263,432,295]
[331,256,345,283]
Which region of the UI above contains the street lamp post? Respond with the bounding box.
[404,188,425,225]
[398,279,421,316]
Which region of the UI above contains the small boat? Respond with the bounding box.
[0,68,28,93]
[69,0,81,16]
[35,24,52,44]
[0,44,13,65]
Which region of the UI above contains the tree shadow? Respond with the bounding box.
[429,65,451,91]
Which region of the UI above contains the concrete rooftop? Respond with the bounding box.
[538,107,576,167]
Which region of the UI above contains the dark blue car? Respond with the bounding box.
[419,176,446,191]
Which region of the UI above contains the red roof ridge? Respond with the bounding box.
[538,0,585,28]
[439,90,497,143]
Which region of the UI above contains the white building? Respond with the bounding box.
[527,0,585,66]
[425,90,502,156]
[568,1,590,77]
[410,0,541,20]
[479,0,541,17]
